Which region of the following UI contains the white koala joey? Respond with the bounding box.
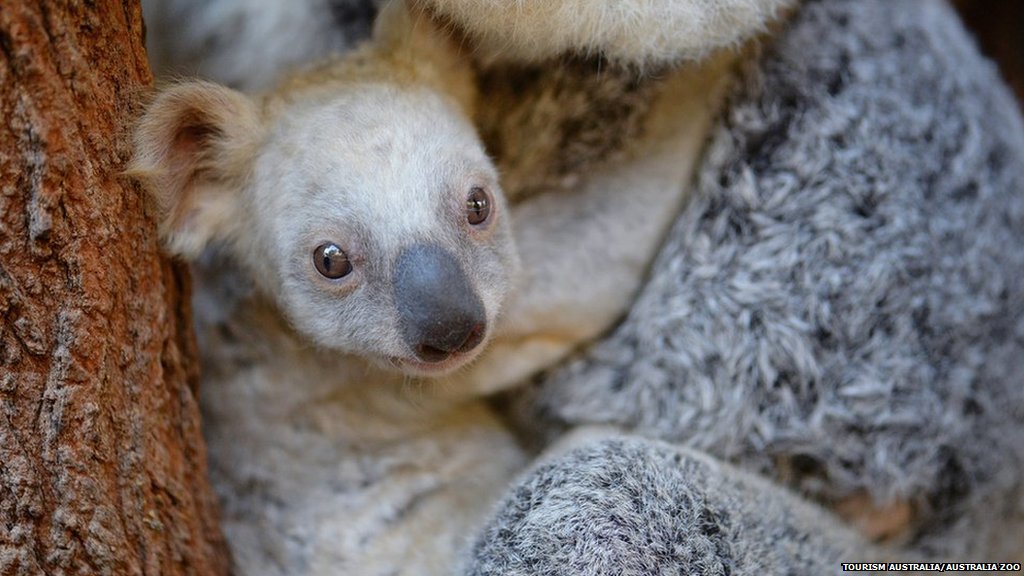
[134,3,524,574]
[132,1,741,574]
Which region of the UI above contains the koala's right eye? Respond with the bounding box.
[313,243,353,279]
[466,187,492,226]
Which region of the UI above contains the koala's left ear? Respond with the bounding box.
[373,0,476,113]
[128,81,264,258]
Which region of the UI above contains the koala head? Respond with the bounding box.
[130,2,519,377]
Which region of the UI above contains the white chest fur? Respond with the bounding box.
[199,320,525,576]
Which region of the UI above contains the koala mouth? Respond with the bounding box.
[391,324,488,377]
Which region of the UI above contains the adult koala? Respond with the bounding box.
[483,0,1024,570]
[144,0,1024,572]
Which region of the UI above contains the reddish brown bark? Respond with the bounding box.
[0,2,229,574]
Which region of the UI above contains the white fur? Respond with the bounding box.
[422,0,795,65]
[201,323,526,575]
[251,85,516,364]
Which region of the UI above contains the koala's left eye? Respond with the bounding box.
[466,187,491,226]
[313,243,353,279]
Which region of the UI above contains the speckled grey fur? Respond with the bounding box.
[465,437,869,575]
[499,0,1024,562]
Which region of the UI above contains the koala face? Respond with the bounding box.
[245,86,518,374]
[130,80,518,377]
[130,0,517,376]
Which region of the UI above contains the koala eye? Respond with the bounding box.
[466,187,492,226]
[313,243,353,279]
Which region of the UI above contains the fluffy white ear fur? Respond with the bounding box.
[129,82,264,257]
[418,0,796,65]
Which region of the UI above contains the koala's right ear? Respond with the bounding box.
[129,81,263,258]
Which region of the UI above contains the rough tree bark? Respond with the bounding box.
[0,1,229,574]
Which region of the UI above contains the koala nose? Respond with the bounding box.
[393,244,487,363]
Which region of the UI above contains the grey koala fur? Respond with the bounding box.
[494,0,1024,565]
[140,0,1024,571]
[466,434,869,576]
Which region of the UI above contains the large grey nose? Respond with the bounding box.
[393,244,486,363]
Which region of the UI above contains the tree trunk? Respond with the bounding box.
[0,2,229,574]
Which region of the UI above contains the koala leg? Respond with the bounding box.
[463,433,877,576]
[451,54,740,397]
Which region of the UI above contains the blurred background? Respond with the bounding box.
[954,0,1023,106]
